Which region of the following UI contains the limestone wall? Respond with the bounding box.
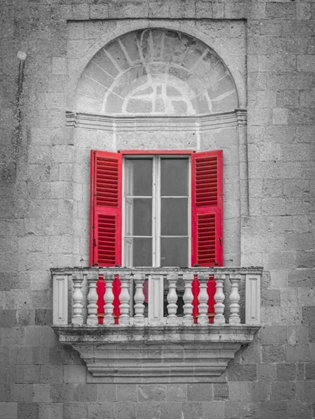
[0,1,315,418]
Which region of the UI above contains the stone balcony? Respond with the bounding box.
[52,267,262,383]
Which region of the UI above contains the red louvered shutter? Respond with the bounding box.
[191,150,223,323]
[90,151,122,324]
[90,150,122,267]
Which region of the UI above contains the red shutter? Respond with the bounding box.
[90,150,122,267]
[191,150,223,323]
[90,151,122,324]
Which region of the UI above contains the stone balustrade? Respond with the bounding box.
[52,267,262,327]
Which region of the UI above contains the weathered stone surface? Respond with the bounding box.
[0,0,315,418]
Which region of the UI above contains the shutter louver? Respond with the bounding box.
[90,151,122,267]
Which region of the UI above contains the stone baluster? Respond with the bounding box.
[229,274,241,324]
[166,273,178,325]
[87,273,99,326]
[214,273,225,325]
[198,273,209,325]
[183,273,194,326]
[119,273,131,325]
[134,273,145,326]
[104,273,114,325]
[72,276,83,325]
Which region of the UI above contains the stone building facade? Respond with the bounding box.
[1,0,315,418]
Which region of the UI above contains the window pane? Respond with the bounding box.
[161,198,188,236]
[133,198,152,236]
[133,238,152,266]
[124,238,152,266]
[161,158,188,196]
[160,237,188,267]
[125,158,152,196]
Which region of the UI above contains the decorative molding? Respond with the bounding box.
[65,110,245,133]
[53,324,260,383]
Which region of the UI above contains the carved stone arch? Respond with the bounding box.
[67,22,245,112]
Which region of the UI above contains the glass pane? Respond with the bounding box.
[125,158,152,196]
[161,198,188,236]
[133,238,152,266]
[161,158,188,196]
[160,237,188,267]
[133,198,152,236]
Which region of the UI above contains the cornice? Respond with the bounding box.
[65,110,247,132]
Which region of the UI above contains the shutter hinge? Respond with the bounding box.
[94,239,97,247]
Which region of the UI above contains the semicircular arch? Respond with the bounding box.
[71,27,242,116]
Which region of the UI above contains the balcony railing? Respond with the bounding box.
[52,267,262,327]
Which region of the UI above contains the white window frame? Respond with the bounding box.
[122,154,191,268]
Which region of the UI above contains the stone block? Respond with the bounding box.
[10,384,33,403]
[35,309,52,326]
[300,90,315,107]
[267,252,297,270]
[305,363,315,380]
[251,381,271,402]
[286,345,312,363]
[238,345,261,364]
[296,380,315,402]
[288,325,309,346]
[260,326,287,346]
[271,381,296,401]
[227,363,257,382]
[160,402,183,419]
[262,345,286,363]
[63,403,88,419]
[17,403,39,419]
[224,402,241,419]
[114,402,136,419]
[87,403,114,419]
[15,366,40,384]
[71,4,89,20]
[228,382,252,402]
[297,252,315,269]
[258,364,276,382]
[138,385,166,402]
[276,364,296,381]
[32,384,51,403]
[213,384,229,401]
[136,402,161,419]
[116,384,137,402]
[0,403,17,419]
[262,289,281,307]
[0,384,10,402]
[89,5,109,19]
[277,90,300,108]
[9,346,33,365]
[38,403,63,419]
[266,2,296,19]
[287,400,312,419]
[298,55,315,72]
[73,384,97,402]
[288,268,315,289]
[50,384,76,403]
[182,402,203,419]
[258,401,288,419]
[63,365,86,384]
[0,310,17,328]
[166,384,187,402]
[97,385,117,402]
[201,402,225,419]
[187,383,213,402]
